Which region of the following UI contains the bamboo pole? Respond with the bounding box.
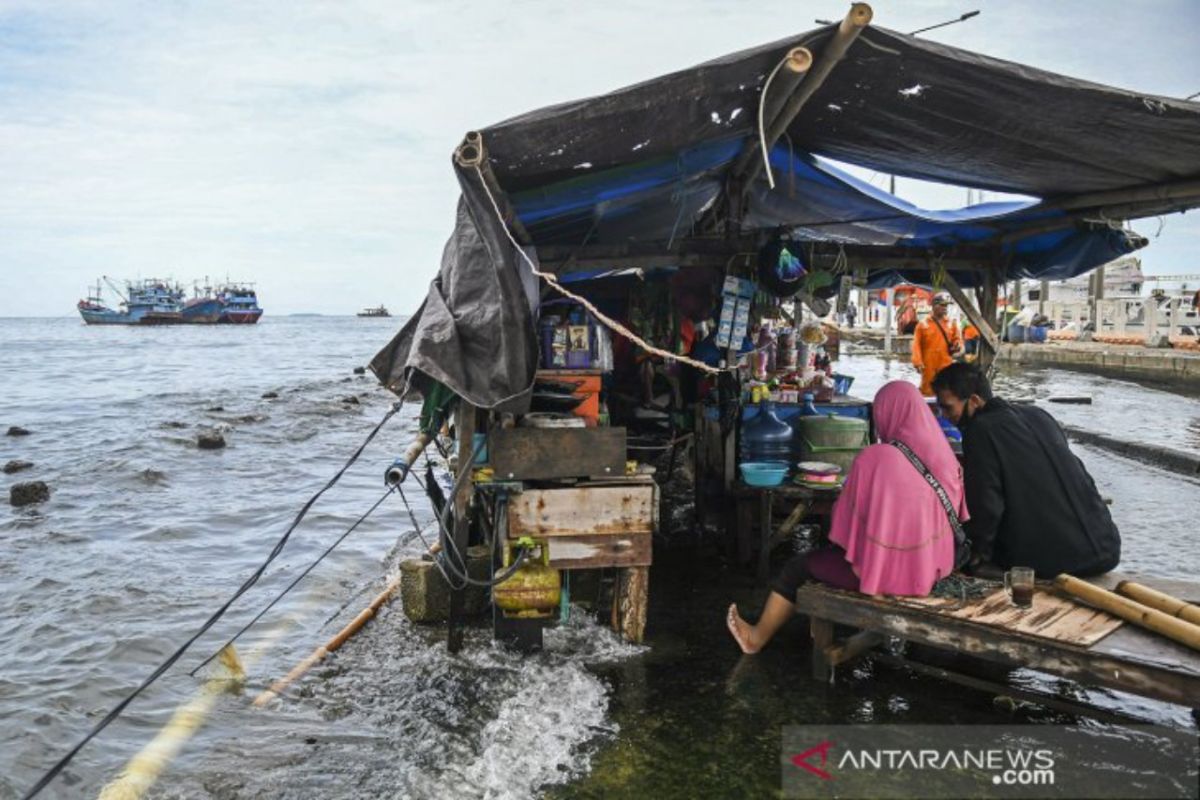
[740,3,872,187]
[1115,580,1200,626]
[454,131,533,246]
[1054,574,1200,652]
[252,576,401,707]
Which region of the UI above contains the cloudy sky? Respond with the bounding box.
[1,0,1197,317]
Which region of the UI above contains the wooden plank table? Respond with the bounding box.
[794,573,1200,718]
[727,481,840,584]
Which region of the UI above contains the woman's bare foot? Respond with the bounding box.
[726,603,761,654]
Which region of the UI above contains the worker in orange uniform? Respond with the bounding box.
[912,292,963,396]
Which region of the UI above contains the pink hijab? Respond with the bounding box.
[828,381,969,595]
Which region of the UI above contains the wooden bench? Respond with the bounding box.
[794,573,1200,723]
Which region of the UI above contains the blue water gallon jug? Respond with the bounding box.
[741,399,794,463]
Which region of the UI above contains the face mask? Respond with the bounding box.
[958,399,978,431]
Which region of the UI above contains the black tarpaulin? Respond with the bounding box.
[483,25,1200,198]
[370,167,538,412]
[374,24,1200,408]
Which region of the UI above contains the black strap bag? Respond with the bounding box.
[890,439,972,570]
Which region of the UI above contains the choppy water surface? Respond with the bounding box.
[2,319,1197,799]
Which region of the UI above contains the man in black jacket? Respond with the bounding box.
[932,363,1120,578]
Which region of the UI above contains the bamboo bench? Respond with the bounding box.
[794,573,1200,723]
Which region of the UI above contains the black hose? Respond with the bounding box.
[20,403,402,800]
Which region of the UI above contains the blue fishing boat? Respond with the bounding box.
[77,279,184,325]
[180,282,224,324]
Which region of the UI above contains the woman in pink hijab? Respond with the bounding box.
[728,380,968,653]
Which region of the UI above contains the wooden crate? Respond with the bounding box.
[489,427,626,481]
[508,484,655,537]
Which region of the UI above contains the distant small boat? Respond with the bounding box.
[357,305,391,318]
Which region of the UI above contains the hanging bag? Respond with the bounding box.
[890,439,972,570]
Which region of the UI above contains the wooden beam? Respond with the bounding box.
[824,630,885,667]
[941,269,999,355]
[446,402,477,654]
[873,653,1167,728]
[1051,177,1200,216]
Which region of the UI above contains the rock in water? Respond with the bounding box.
[3,460,33,474]
[197,432,227,450]
[353,366,366,375]
[7,426,30,437]
[261,391,279,399]
[341,395,360,405]
[11,481,50,506]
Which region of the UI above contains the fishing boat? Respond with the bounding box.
[357,305,391,318]
[180,281,224,324]
[77,278,184,325]
[216,284,264,324]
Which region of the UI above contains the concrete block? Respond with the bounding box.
[399,544,492,624]
[1145,333,1172,349]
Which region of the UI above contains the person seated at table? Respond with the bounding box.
[931,362,1120,578]
[727,380,967,654]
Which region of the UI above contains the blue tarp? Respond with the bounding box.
[511,140,1142,285]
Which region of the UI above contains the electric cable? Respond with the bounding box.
[189,485,397,677]
[20,401,403,800]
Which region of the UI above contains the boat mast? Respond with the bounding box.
[102,275,129,303]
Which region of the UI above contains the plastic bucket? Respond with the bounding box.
[797,414,869,473]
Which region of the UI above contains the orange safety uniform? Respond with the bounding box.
[911,316,962,396]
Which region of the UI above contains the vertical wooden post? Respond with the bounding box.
[447,402,477,654]
[758,490,774,585]
[1089,265,1106,337]
[811,617,835,682]
[1168,297,1181,339]
[1039,280,1050,317]
[613,566,650,643]
[978,266,1000,372]
[883,287,893,354]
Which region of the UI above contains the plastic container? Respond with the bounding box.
[739,461,790,487]
[1027,325,1048,344]
[740,399,794,463]
[794,413,869,473]
[832,373,854,396]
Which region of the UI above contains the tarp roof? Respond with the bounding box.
[484,25,1200,199]
[372,22,1200,408]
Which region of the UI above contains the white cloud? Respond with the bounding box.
[1,0,1197,316]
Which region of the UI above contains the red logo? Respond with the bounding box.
[791,741,835,780]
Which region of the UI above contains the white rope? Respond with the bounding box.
[757,54,791,192]
[472,164,729,375]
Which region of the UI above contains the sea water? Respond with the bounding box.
[2,318,1198,799]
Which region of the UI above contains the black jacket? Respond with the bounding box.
[961,398,1120,578]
